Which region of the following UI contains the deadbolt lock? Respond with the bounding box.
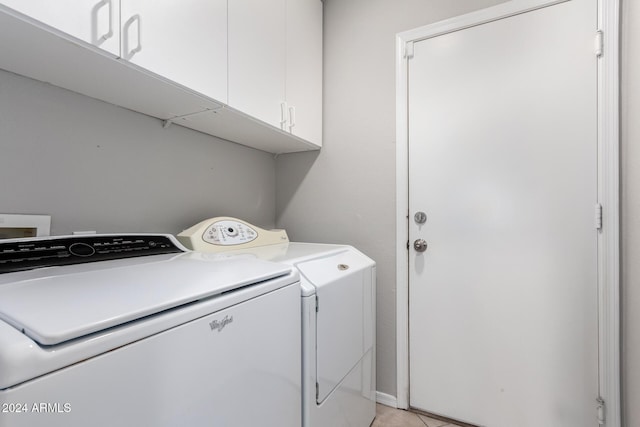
[414,211,427,224]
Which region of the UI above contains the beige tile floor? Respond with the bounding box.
[372,404,467,427]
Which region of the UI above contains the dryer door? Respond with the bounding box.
[297,249,374,403]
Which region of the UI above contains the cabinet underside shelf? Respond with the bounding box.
[0,6,320,154]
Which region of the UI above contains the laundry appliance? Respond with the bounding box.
[177,217,376,427]
[0,234,301,427]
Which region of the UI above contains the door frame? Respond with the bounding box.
[394,0,620,425]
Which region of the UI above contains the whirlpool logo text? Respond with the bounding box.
[209,315,233,332]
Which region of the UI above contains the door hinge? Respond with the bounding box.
[406,240,410,250]
[405,41,415,59]
[315,296,319,312]
[595,30,603,57]
[595,203,603,230]
[597,396,605,424]
[316,382,320,400]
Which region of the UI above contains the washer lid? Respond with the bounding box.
[0,253,293,346]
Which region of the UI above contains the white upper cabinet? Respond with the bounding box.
[228,0,287,129]
[0,0,322,153]
[120,0,227,103]
[0,0,120,55]
[228,0,323,144]
[286,0,323,146]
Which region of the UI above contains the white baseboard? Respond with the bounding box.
[375,391,398,408]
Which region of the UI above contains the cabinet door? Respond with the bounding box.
[1,0,120,55]
[228,0,287,129]
[286,0,322,146]
[120,0,227,103]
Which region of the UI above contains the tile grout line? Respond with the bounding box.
[416,414,429,427]
[414,411,450,427]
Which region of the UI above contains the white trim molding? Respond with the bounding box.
[395,31,410,410]
[395,0,621,424]
[596,0,621,426]
[376,391,399,409]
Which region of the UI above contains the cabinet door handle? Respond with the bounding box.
[124,14,142,59]
[288,106,296,131]
[98,0,114,42]
[280,102,288,130]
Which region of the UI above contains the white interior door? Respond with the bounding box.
[408,1,598,426]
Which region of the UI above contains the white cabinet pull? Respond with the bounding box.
[280,102,288,130]
[124,14,142,59]
[288,106,296,131]
[98,0,114,42]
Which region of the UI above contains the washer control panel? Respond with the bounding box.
[0,235,183,274]
[177,217,289,252]
[203,219,258,246]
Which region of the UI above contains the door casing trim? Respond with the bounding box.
[395,1,620,425]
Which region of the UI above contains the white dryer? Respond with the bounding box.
[178,218,377,427]
[0,234,301,427]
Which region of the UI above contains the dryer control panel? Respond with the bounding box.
[176,217,289,252]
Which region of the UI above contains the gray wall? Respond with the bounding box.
[277,2,640,421]
[0,69,276,236]
[622,0,639,425]
[276,0,507,397]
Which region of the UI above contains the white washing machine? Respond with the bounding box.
[0,234,301,427]
[178,218,377,427]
